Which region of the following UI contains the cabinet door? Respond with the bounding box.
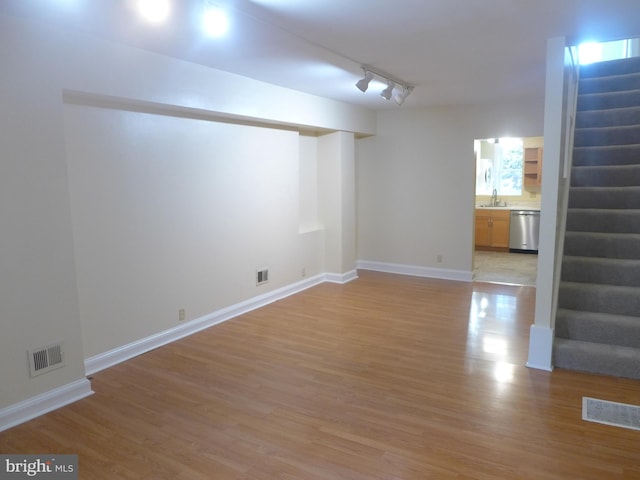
[474,211,491,247]
[490,211,511,248]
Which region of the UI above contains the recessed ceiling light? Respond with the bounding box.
[138,0,170,23]
[203,5,229,37]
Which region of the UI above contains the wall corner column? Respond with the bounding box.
[318,131,357,278]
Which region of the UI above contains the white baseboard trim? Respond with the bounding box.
[357,260,472,282]
[85,272,354,375]
[324,269,359,284]
[0,378,93,432]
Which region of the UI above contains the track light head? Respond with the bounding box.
[380,81,395,100]
[393,86,414,105]
[356,71,374,92]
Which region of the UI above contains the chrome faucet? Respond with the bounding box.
[491,188,500,207]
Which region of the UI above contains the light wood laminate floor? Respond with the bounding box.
[1,271,639,479]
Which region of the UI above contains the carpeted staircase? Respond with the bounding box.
[554,55,640,379]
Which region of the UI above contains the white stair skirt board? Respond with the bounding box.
[526,324,554,371]
[0,378,93,432]
[85,271,357,375]
[583,397,640,431]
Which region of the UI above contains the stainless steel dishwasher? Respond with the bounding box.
[509,210,540,253]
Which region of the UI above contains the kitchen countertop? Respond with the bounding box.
[475,205,541,211]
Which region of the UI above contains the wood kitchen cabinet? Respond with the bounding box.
[524,147,543,187]
[475,209,511,250]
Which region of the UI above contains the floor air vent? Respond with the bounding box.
[29,342,65,377]
[583,397,640,431]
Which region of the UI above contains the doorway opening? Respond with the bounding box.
[473,136,543,286]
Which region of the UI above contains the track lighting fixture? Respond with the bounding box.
[380,81,395,100]
[393,86,414,105]
[356,71,374,92]
[355,65,414,105]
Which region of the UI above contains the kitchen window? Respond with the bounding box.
[475,137,523,196]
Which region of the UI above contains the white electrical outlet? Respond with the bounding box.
[178,309,186,321]
[437,254,443,263]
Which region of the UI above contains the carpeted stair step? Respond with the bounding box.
[561,256,640,286]
[564,231,640,259]
[556,308,640,347]
[572,144,640,166]
[555,54,640,380]
[568,186,640,208]
[576,106,640,129]
[558,281,640,317]
[580,56,640,78]
[571,164,640,186]
[574,124,640,146]
[579,71,640,95]
[577,106,640,129]
[566,208,640,233]
[577,89,640,111]
[553,338,640,379]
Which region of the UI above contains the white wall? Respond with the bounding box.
[299,135,320,233]
[357,99,544,276]
[319,132,357,274]
[0,12,371,414]
[64,106,307,358]
[0,18,87,408]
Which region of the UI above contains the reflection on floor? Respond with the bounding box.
[473,250,538,286]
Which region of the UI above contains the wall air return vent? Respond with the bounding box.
[28,342,65,377]
[256,268,269,286]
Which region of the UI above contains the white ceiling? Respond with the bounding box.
[3,0,640,110]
